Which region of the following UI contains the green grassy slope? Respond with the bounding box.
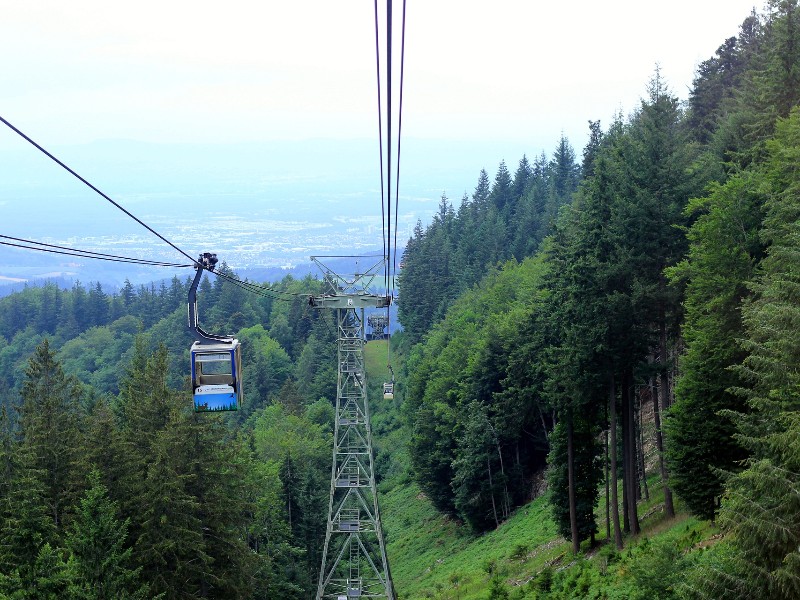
[365,339,719,599]
[380,474,718,600]
[382,483,565,599]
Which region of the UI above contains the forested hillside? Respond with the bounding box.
[0,272,359,598]
[397,2,800,598]
[2,2,800,600]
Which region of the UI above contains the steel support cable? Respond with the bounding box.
[0,234,193,267]
[210,270,298,301]
[374,0,388,297]
[386,0,393,300]
[387,0,407,372]
[207,267,297,299]
[0,115,197,265]
[0,239,194,267]
[210,271,293,302]
[2,236,292,301]
[0,115,305,301]
[392,0,407,295]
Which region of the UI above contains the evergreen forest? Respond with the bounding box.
[2,2,800,599]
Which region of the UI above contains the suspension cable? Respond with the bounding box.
[0,237,193,268]
[374,0,388,299]
[373,0,407,374]
[392,0,407,298]
[386,0,393,303]
[0,115,197,265]
[0,234,194,267]
[1,235,297,301]
[387,0,407,372]
[0,115,307,302]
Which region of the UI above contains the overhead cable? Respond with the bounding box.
[0,115,306,302]
[392,0,407,299]
[0,235,194,268]
[374,0,388,295]
[0,115,198,265]
[0,235,193,268]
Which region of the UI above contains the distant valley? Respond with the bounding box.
[0,136,539,290]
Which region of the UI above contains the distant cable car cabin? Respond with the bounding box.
[384,365,395,400]
[188,253,243,412]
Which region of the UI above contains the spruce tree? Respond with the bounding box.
[18,340,85,534]
[489,160,513,213]
[667,172,761,521]
[0,408,54,587]
[696,108,800,600]
[29,543,71,600]
[65,469,149,600]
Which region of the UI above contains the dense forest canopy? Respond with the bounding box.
[1,2,800,599]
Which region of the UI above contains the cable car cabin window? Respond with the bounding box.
[191,342,242,413]
[196,353,233,379]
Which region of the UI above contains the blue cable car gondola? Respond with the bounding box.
[188,253,243,412]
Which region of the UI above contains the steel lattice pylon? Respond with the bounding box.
[310,257,394,600]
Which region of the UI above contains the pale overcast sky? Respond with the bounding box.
[0,0,762,152]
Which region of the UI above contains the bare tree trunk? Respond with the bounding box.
[609,374,623,549]
[624,370,640,535]
[605,422,611,543]
[567,418,580,554]
[621,373,630,534]
[494,438,511,520]
[487,455,499,528]
[655,317,675,518]
[637,388,649,501]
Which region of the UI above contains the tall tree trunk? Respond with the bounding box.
[656,313,675,518]
[621,374,630,534]
[609,373,623,549]
[637,389,649,501]
[487,456,499,529]
[567,418,580,554]
[605,417,611,543]
[494,438,511,520]
[624,369,640,535]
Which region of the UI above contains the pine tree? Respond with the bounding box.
[581,120,603,178]
[451,402,508,531]
[546,419,601,546]
[183,414,256,598]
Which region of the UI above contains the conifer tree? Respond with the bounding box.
[473,169,491,207]
[18,340,85,534]
[511,155,532,202]
[489,160,513,213]
[0,406,55,587]
[65,469,149,600]
[667,171,761,521]
[134,408,208,599]
[689,108,800,600]
[29,543,71,600]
